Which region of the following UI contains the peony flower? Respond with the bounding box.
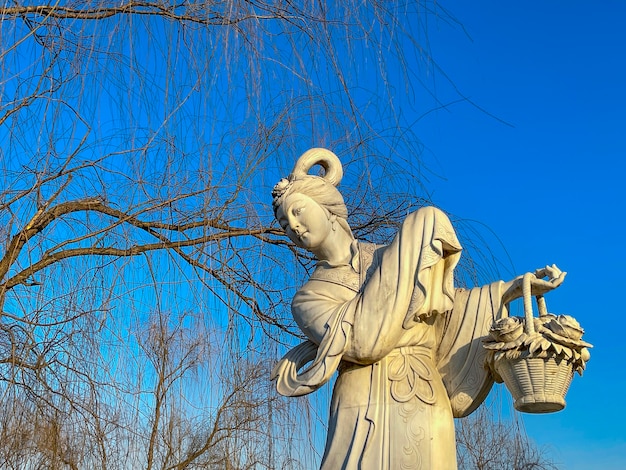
[489,316,524,343]
[546,314,584,340]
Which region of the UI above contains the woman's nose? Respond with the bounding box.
[288,214,300,231]
[290,222,301,235]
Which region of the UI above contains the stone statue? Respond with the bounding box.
[270,148,589,469]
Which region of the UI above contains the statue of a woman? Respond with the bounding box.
[271,148,564,469]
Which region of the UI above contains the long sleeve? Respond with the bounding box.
[435,282,505,417]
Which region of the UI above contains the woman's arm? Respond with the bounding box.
[501,264,566,304]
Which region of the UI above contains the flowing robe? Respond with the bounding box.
[272,207,504,469]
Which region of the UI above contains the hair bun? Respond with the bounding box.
[291,148,343,187]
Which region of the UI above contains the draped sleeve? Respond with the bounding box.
[435,282,505,417]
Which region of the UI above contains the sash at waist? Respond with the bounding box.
[387,345,432,360]
[338,345,434,374]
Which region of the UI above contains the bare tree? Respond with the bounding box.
[456,400,559,470]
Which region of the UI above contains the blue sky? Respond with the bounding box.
[2,1,623,467]
[405,2,626,468]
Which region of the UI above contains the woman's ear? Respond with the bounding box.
[329,213,337,222]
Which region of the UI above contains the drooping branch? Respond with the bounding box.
[162,242,296,336]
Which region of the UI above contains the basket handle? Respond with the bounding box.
[522,272,549,335]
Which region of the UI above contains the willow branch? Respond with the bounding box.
[0,193,283,286]
[1,226,279,291]
[1,2,279,25]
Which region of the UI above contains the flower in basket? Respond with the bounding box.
[544,315,584,341]
[534,314,592,374]
[488,316,524,343]
[484,312,592,376]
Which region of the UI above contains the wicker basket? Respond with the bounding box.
[493,273,575,414]
[495,354,573,413]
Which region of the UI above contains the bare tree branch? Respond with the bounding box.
[1,2,307,26]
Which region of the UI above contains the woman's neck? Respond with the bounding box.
[311,227,354,265]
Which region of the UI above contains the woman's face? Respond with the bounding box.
[276,192,333,251]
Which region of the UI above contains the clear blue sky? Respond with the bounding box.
[5,2,622,467]
[406,2,625,468]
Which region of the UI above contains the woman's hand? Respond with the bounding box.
[531,264,567,294]
[502,264,567,304]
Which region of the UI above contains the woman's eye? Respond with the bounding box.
[294,207,303,216]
